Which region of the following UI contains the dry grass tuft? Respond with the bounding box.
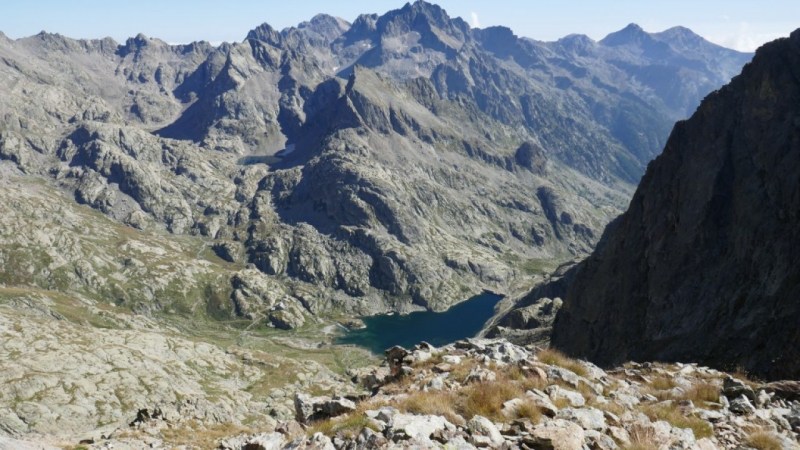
[537,348,588,378]
[576,381,598,403]
[411,353,444,370]
[397,390,464,426]
[449,359,479,383]
[551,396,572,409]
[731,367,762,389]
[161,420,253,448]
[308,413,378,438]
[590,399,625,416]
[307,398,388,438]
[649,375,677,391]
[497,364,548,392]
[680,382,720,404]
[510,399,543,423]
[745,430,784,450]
[624,423,658,450]
[640,403,713,439]
[458,380,524,422]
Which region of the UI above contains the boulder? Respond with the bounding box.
[546,385,586,407]
[486,341,530,363]
[242,432,285,450]
[728,395,756,415]
[465,368,497,384]
[385,346,410,376]
[764,380,800,401]
[583,429,618,450]
[294,394,356,423]
[351,366,390,390]
[525,419,585,450]
[442,355,462,365]
[556,407,607,431]
[545,366,581,388]
[467,415,504,447]
[722,377,756,403]
[525,390,559,417]
[389,413,455,442]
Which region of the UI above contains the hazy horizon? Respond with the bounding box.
[1,0,798,52]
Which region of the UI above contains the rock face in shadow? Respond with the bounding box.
[550,30,800,380]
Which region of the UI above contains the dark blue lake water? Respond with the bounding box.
[335,292,504,353]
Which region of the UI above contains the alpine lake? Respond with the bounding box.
[335,292,504,353]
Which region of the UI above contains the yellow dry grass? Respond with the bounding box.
[458,380,524,422]
[623,423,658,450]
[745,431,784,450]
[537,348,588,378]
[508,398,543,423]
[397,390,464,426]
[640,403,713,439]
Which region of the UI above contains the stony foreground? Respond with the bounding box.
[57,338,800,449]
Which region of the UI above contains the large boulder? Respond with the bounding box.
[294,394,356,423]
[524,419,585,450]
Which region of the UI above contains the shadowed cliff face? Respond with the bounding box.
[550,29,800,380]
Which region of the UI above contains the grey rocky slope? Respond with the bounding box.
[0,1,751,316]
[92,339,800,449]
[507,30,800,380]
[0,164,377,444]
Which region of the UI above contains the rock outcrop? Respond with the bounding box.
[210,339,800,450]
[547,30,800,380]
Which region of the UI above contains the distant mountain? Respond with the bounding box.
[600,23,750,117]
[506,29,800,380]
[0,1,752,322]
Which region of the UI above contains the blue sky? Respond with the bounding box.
[1,0,797,51]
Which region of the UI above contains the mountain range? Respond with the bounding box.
[8,1,798,447]
[0,2,752,327]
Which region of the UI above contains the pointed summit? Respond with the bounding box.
[392,0,458,30]
[600,23,651,46]
[374,0,470,48]
[246,22,282,46]
[297,14,350,42]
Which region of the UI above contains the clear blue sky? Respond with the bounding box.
[1,1,797,52]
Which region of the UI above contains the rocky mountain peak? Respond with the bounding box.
[402,0,449,20]
[296,13,350,42]
[653,25,751,66]
[657,25,701,40]
[116,32,176,57]
[376,0,470,47]
[554,33,597,56]
[600,22,650,46]
[246,22,283,46]
[474,26,518,50]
